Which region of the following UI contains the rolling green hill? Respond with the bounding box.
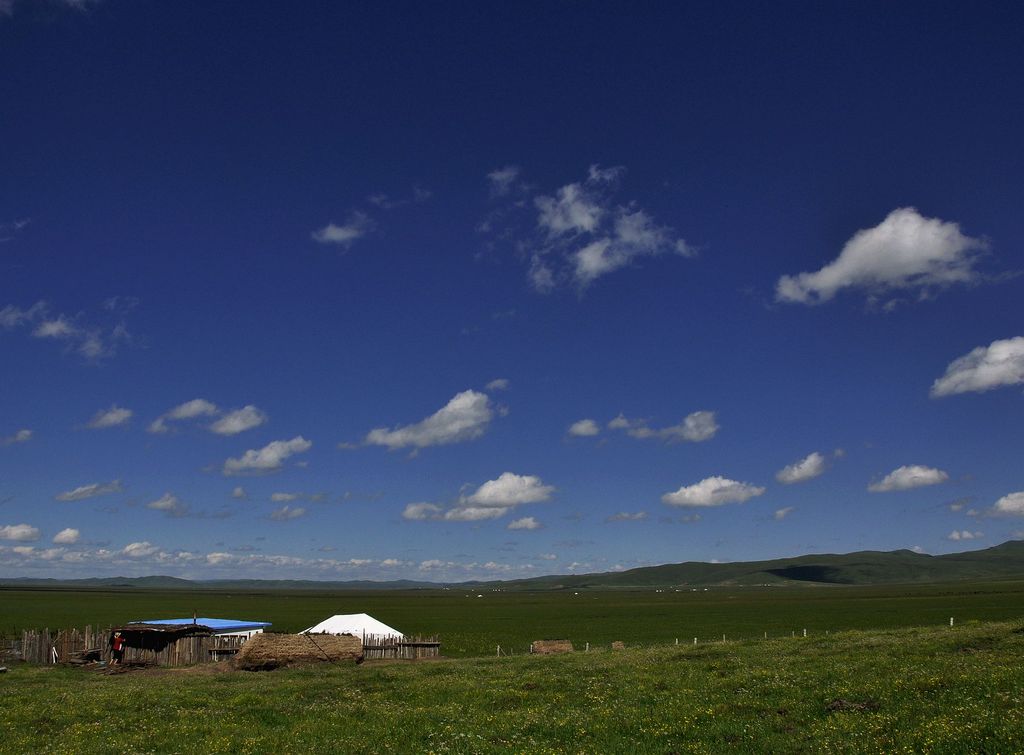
[3,541,1023,590]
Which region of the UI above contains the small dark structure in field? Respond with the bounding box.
[611,641,626,651]
[234,632,363,670]
[110,623,248,666]
[530,639,574,654]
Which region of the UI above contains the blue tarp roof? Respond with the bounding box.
[131,618,271,632]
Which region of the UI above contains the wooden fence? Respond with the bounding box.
[362,634,441,660]
[1,626,246,667]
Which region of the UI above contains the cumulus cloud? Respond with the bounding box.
[86,405,132,429]
[311,211,375,248]
[2,300,129,360]
[608,411,718,443]
[947,530,983,541]
[231,486,248,500]
[463,472,555,507]
[55,480,123,502]
[123,541,158,558]
[148,398,219,434]
[364,390,495,450]
[223,436,312,476]
[991,491,1024,516]
[868,465,949,492]
[776,452,826,484]
[443,506,509,521]
[269,505,306,521]
[774,506,795,521]
[568,419,600,437]
[605,511,647,522]
[930,337,1024,397]
[0,523,40,541]
[1,428,32,446]
[210,405,268,436]
[53,528,80,544]
[146,493,188,517]
[776,208,989,306]
[508,516,541,530]
[662,476,766,507]
[484,165,694,291]
[402,502,443,521]
[485,378,510,391]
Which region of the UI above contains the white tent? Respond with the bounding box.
[302,613,404,639]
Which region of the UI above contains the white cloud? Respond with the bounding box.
[122,541,158,558]
[443,506,509,521]
[231,486,248,500]
[508,516,541,530]
[776,208,988,306]
[270,492,301,502]
[148,398,219,434]
[487,165,522,197]
[776,452,826,484]
[33,315,78,339]
[0,301,46,329]
[568,419,600,437]
[1,428,32,446]
[463,472,555,507]
[87,405,133,429]
[55,480,123,502]
[0,523,40,541]
[365,390,495,450]
[485,378,510,391]
[210,405,268,435]
[539,553,558,560]
[605,511,647,522]
[992,491,1024,516]
[53,528,80,544]
[223,436,312,476]
[662,476,766,507]
[146,493,187,516]
[868,465,949,492]
[930,337,1024,397]
[774,506,795,521]
[485,165,694,291]
[311,211,375,247]
[270,505,306,521]
[402,502,443,521]
[609,411,718,443]
[947,530,983,541]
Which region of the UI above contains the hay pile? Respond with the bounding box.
[234,632,363,670]
[530,639,573,655]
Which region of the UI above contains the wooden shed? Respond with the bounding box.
[110,623,248,666]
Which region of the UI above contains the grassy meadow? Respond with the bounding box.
[2,619,1023,753]
[4,580,1024,657]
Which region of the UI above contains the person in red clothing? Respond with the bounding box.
[110,631,125,665]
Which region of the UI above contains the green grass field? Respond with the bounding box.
[4,580,1024,657]
[2,619,1022,753]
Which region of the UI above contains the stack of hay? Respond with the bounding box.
[234,633,363,670]
[530,639,574,654]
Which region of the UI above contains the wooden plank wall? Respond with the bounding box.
[2,627,246,666]
[362,634,441,660]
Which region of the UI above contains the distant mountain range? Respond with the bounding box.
[4,541,1024,591]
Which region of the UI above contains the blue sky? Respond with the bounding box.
[1,0,1022,581]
